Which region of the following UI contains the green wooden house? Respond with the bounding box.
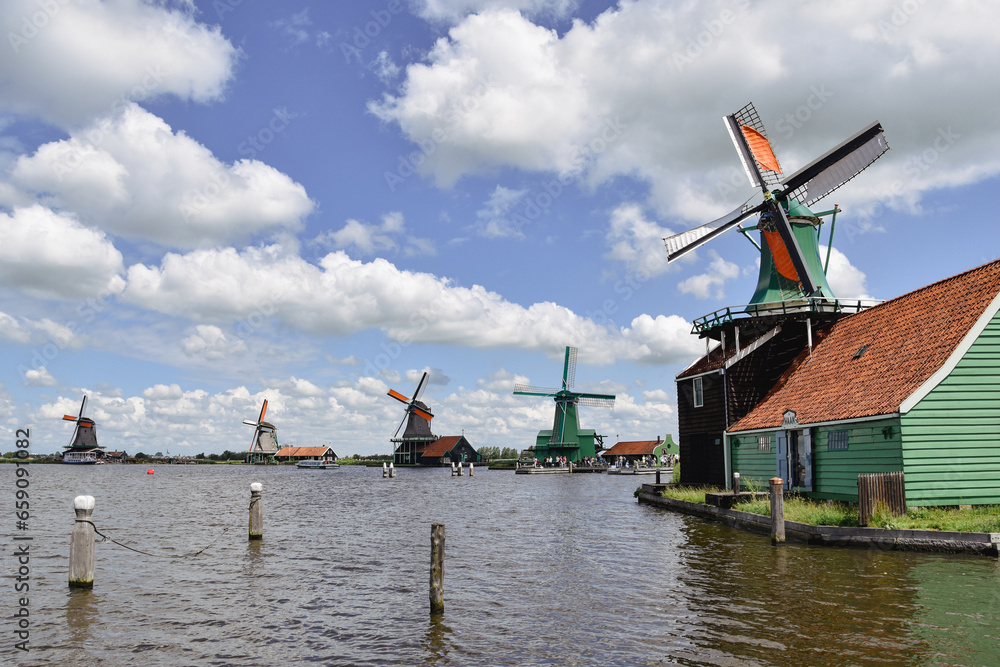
[727,259,1000,506]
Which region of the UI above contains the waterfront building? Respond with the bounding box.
[604,435,675,466]
[275,446,338,463]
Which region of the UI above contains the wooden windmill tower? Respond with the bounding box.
[514,346,615,463]
[60,395,104,464]
[387,371,438,464]
[665,103,890,486]
[244,399,279,464]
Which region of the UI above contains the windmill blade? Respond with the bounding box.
[577,396,615,408]
[513,384,560,396]
[777,121,889,206]
[79,395,87,419]
[63,414,78,421]
[242,419,258,426]
[258,399,268,423]
[387,389,411,404]
[562,347,577,390]
[392,412,407,438]
[412,371,429,401]
[412,406,434,421]
[247,427,258,452]
[663,201,766,262]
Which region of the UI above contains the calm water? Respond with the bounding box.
[5,463,1000,666]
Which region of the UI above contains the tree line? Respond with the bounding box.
[476,446,519,461]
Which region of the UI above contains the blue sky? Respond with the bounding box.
[1,0,998,456]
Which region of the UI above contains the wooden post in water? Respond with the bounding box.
[430,523,445,614]
[457,462,464,476]
[248,482,263,541]
[69,495,96,589]
[769,477,785,545]
[389,462,396,478]
[655,468,661,484]
[383,462,388,478]
[469,462,474,477]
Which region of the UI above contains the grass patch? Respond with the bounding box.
[657,486,720,505]
[733,497,860,527]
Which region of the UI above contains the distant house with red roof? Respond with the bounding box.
[604,435,676,464]
[393,435,482,466]
[275,446,338,462]
[678,259,1000,506]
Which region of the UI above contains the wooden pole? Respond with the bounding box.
[430,523,445,614]
[469,462,474,476]
[655,468,661,484]
[769,477,785,545]
[249,482,263,541]
[383,462,388,478]
[389,462,396,478]
[69,495,96,589]
[733,472,741,495]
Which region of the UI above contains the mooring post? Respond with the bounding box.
[249,482,263,541]
[769,477,785,545]
[733,472,741,495]
[469,462,474,477]
[458,462,464,476]
[389,462,396,478]
[430,523,445,614]
[655,468,661,484]
[383,462,388,478]
[69,495,96,589]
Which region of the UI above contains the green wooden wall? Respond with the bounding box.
[730,433,777,491]
[731,418,903,501]
[900,310,1000,506]
[810,419,903,502]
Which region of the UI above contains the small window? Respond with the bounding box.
[693,377,704,408]
[828,430,849,451]
[757,435,771,452]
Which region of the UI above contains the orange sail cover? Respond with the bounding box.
[762,230,800,283]
[740,126,782,173]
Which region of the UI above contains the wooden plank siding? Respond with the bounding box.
[810,420,903,502]
[677,371,727,487]
[731,432,776,491]
[900,311,1000,506]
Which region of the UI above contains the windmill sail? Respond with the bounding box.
[663,201,766,262]
[778,121,888,206]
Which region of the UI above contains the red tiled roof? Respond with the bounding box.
[605,439,662,456]
[730,259,1000,431]
[275,446,335,457]
[421,436,464,458]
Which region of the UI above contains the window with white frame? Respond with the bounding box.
[693,377,703,407]
[757,435,771,452]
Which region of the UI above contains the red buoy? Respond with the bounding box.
[147,468,154,475]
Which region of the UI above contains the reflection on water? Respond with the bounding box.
[10,463,1000,665]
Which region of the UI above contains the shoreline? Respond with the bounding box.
[637,486,1000,557]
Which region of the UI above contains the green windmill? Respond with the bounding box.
[514,346,615,463]
[664,102,889,308]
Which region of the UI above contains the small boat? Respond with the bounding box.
[296,460,340,469]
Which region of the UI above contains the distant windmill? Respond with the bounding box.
[244,399,279,464]
[664,102,889,306]
[387,371,438,464]
[61,395,104,464]
[514,347,615,463]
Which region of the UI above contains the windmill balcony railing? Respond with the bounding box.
[691,297,882,335]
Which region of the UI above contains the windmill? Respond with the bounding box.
[61,395,104,464]
[387,371,438,464]
[244,399,279,464]
[514,346,615,463]
[664,102,889,310]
